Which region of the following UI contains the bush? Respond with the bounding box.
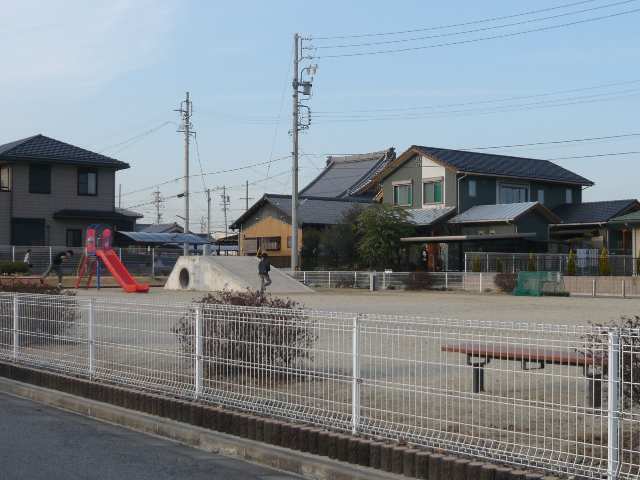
[471,256,482,273]
[566,250,577,276]
[494,273,517,293]
[0,261,30,275]
[404,272,434,290]
[0,281,77,347]
[527,253,537,272]
[599,247,611,276]
[173,290,316,378]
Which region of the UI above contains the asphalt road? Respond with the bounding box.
[0,392,299,480]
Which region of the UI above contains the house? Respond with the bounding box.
[0,134,140,246]
[230,149,395,267]
[608,210,640,262]
[378,145,639,270]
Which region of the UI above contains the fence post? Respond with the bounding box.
[194,305,204,399]
[11,246,15,262]
[464,252,468,273]
[622,279,626,299]
[607,331,620,480]
[486,253,490,272]
[369,272,374,292]
[382,272,386,290]
[445,271,449,290]
[351,313,361,434]
[303,271,307,284]
[12,295,19,361]
[151,248,156,277]
[512,254,516,273]
[354,271,357,288]
[49,246,53,264]
[88,298,95,378]
[328,271,332,289]
[479,272,483,293]
[593,278,597,297]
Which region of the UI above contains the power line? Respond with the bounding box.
[545,150,640,160]
[466,132,640,150]
[314,7,640,58]
[98,121,174,153]
[314,0,635,49]
[311,0,600,39]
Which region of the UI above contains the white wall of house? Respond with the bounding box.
[420,155,456,208]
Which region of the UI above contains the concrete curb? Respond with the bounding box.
[0,376,401,480]
[0,362,554,480]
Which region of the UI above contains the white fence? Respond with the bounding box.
[0,245,182,277]
[465,252,638,276]
[0,292,638,479]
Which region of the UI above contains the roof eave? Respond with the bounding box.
[456,170,593,187]
[1,155,130,170]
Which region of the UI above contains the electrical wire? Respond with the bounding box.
[98,121,175,153]
[314,7,640,58]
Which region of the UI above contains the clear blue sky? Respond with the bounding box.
[2,1,639,233]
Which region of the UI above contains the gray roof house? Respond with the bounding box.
[0,134,139,246]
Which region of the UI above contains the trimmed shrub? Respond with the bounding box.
[566,250,577,276]
[494,273,517,293]
[599,247,611,276]
[173,290,316,379]
[0,261,30,275]
[0,281,78,347]
[405,272,433,291]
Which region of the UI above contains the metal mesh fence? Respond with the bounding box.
[0,292,638,479]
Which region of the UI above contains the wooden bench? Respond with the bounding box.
[441,342,606,408]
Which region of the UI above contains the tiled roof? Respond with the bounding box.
[0,134,129,170]
[552,200,640,225]
[134,222,184,233]
[393,146,593,186]
[230,194,372,229]
[406,207,455,226]
[609,210,640,225]
[449,202,560,224]
[300,148,395,199]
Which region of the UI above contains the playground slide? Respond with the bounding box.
[96,249,149,293]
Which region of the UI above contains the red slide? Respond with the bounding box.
[96,249,149,293]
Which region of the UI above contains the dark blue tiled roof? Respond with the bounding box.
[552,200,640,224]
[413,146,593,186]
[0,134,129,170]
[300,148,395,198]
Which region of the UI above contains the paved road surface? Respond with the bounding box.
[0,392,298,480]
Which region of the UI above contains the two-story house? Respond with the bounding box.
[378,145,639,270]
[0,134,140,246]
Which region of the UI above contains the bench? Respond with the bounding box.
[441,342,606,408]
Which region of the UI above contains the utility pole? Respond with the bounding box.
[206,188,211,241]
[118,184,122,208]
[220,186,230,239]
[290,33,317,270]
[291,32,300,271]
[152,187,163,224]
[240,180,253,212]
[176,92,193,255]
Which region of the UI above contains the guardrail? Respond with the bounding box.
[0,292,637,479]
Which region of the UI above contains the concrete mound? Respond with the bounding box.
[164,256,312,294]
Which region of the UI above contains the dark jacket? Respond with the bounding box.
[258,258,270,275]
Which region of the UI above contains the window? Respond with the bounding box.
[262,236,281,251]
[66,229,83,247]
[499,183,528,204]
[565,188,573,204]
[468,179,477,198]
[422,178,443,204]
[0,165,10,192]
[393,183,412,206]
[78,168,98,196]
[29,164,51,194]
[537,189,545,205]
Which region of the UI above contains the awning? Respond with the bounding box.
[401,232,538,243]
[116,231,211,245]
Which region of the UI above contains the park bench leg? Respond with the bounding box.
[472,363,485,393]
[586,374,602,409]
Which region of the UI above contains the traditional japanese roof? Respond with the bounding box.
[449,202,561,224]
[552,199,640,225]
[300,148,395,199]
[0,134,129,170]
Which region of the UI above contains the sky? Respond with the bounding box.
[1,0,639,234]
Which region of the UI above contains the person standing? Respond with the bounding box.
[258,253,272,294]
[23,249,33,269]
[41,250,74,288]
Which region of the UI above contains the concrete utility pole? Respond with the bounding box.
[153,187,163,224]
[118,184,122,208]
[240,180,253,212]
[176,92,193,256]
[220,186,230,239]
[206,188,211,241]
[291,33,300,271]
